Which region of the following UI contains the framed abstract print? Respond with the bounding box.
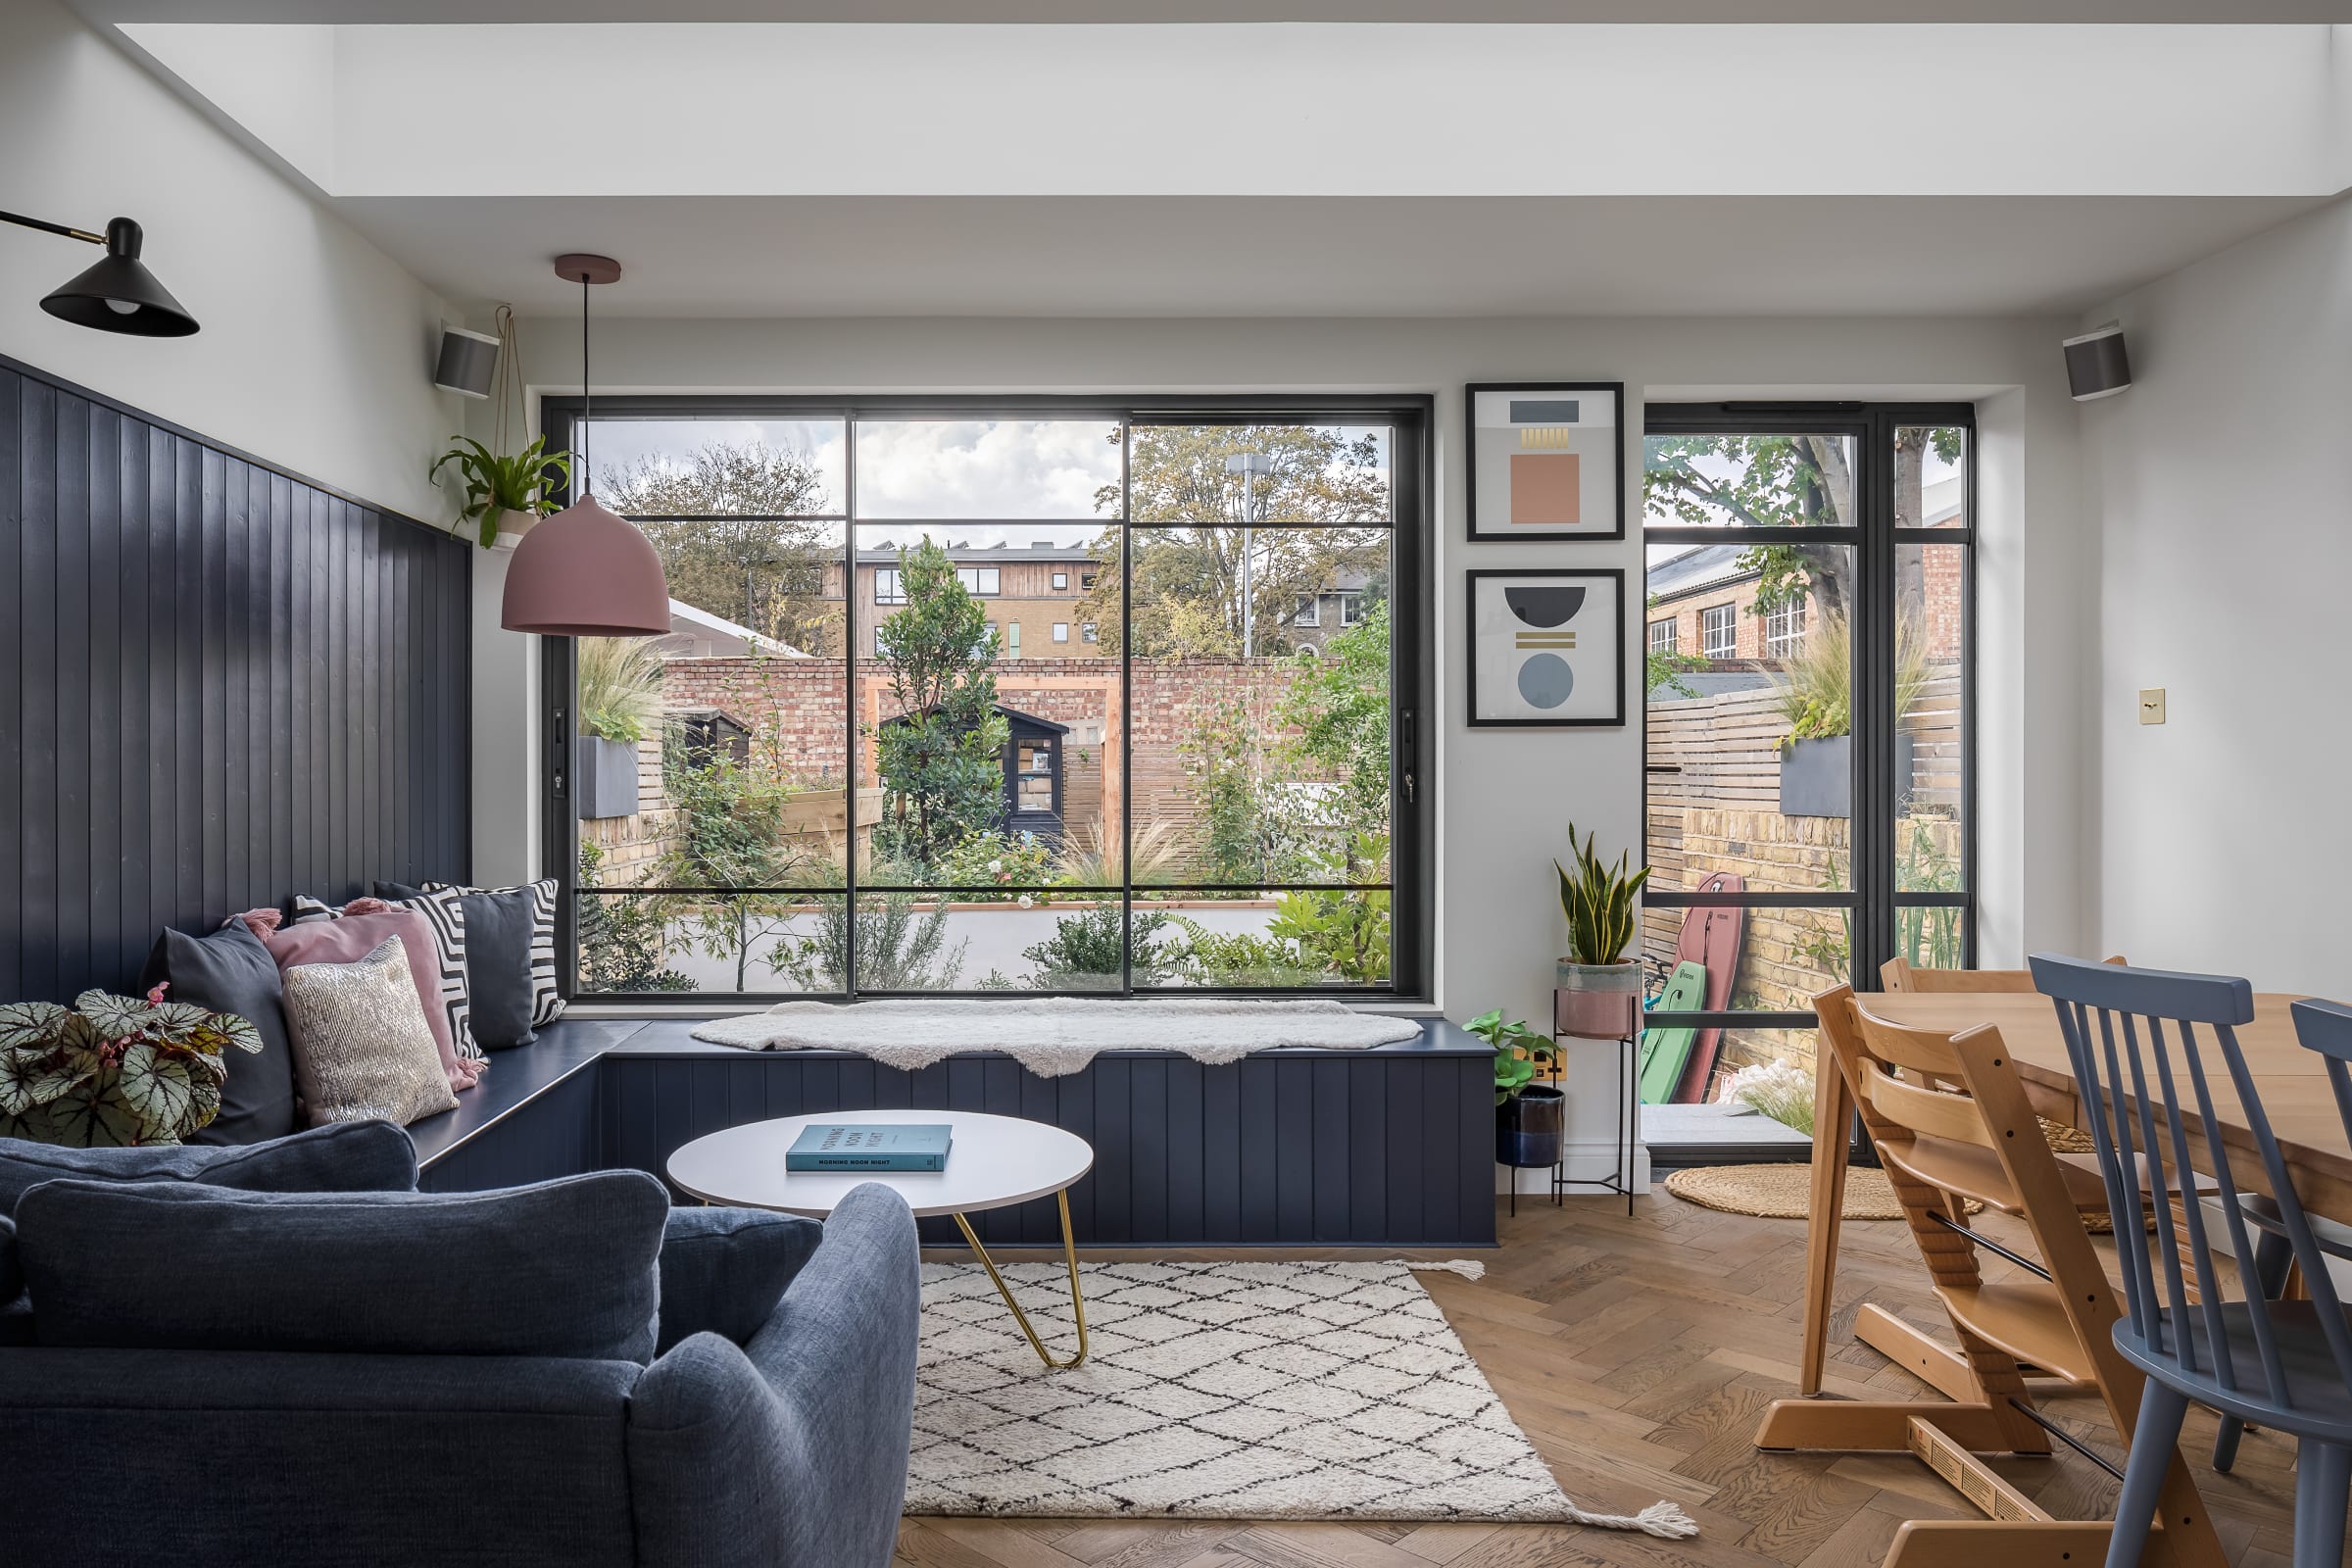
[1466,568,1625,728]
[1465,382,1625,542]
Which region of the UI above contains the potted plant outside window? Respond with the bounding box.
[1554,825,1650,1040]
[575,637,663,820]
[1470,1007,1564,1169]
[1774,610,1924,819]
[428,435,574,551]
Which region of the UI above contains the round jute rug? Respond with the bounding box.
[1662,1119,2110,1224]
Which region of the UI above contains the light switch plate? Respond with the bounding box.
[2139,688,2166,725]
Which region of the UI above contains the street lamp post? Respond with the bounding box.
[1224,450,1272,656]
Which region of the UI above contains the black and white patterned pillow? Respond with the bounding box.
[288,893,474,1059]
[426,878,565,1029]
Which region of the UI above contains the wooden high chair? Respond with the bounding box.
[1754,986,2226,1568]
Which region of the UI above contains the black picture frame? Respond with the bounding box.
[1465,567,1626,728]
[1464,381,1626,542]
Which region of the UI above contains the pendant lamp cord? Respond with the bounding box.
[579,272,592,497]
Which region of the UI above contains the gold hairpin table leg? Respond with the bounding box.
[951,1189,1089,1369]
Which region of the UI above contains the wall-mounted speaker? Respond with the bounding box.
[432,325,500,400]
[2063,323,2132,403]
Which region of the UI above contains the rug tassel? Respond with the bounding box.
[1563,1499,1700,1539]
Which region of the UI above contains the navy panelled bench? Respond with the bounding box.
[407,1019,1497,1248]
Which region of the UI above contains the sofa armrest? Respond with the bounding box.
[628,1184,919,1568]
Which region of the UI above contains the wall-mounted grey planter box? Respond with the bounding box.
[576,736,642,820]
[1777,732,1914,819]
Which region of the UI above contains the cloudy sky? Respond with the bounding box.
[580,416,1388,548]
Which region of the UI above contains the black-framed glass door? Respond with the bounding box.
[1641,403,1975,1151]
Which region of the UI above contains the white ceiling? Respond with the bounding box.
[331,193,2323,318]
[89,14,2352,318]
[73,1,2352,21]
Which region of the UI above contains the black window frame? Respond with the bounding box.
[539,392,1435,1005]
[1642,401,1978,1046]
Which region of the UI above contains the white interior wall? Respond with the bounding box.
[479,312,2088,1171]
[0,0,456,521]
[2079,194,2352,992]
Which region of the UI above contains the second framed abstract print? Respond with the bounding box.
[1465,381,1624,541]
[1466,568,1625,728]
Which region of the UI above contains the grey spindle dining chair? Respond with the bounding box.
[2031,956,2352,1568]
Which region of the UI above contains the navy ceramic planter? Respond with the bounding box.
[1496,1084,1565,1168]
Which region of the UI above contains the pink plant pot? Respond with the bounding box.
[1555,962,1641,1040]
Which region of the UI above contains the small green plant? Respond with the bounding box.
[1160,918,1313,986]
[932,830,1058,902]
[428,435,573,549]
[0,990,262,1146]
[1717,1057,1816,1136]
[575,842,696,995]
[1020,906,1176,988]
[771,889,966,991]
[1772,610,1929,754]
[1467,1007,1559,1106]
[575,637,664,744]
[1555,824,1650,966]
[1054,814,1180,887]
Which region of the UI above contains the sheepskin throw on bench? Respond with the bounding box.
[690,999,1424,1076]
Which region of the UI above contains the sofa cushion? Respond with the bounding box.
[0,1119,417,1215]
[657,1205,820,1355]
[381,878,541,1050]
[280,938,461,1128]
[245,903,482,1092]
[18,1169,669,1363]
[138,919,299,1145]
[420,878,565,1035]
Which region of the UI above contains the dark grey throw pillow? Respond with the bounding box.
[0,1119,417,1216]
[657,1205,820,1355]
[18,1169,668,1363]
[139,919,298,1144]
[378,878,542,1049]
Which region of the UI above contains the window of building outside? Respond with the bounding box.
[1701,603,1737,660]
[1643,404,1975,1163]
[1649,618,1677,654]
[1294,596,1319,627]
[548,398,1434,1002]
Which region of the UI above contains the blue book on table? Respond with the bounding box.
[786,1123,952,1172]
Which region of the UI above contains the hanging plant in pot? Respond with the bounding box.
[1470,1007,1564,1169]
[428,435,574,551]
[1554,823,1650,1040]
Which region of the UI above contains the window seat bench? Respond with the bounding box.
[407,1017,1498,1247]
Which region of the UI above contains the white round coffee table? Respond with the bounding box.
[667,1109,1096,1368]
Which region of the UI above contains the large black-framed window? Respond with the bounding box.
[538,393,1433,1004]
[1642,402,1975,1114]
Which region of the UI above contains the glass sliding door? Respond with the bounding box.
[1642,404,1975,1156]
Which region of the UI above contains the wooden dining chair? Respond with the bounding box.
[2034,955,2352,1568]
[1756,985,2226,1568]
[1883,956,2128,993]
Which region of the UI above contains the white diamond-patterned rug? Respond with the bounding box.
[906,1258,1698,1532]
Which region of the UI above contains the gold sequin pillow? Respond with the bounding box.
[281,938,461,1127]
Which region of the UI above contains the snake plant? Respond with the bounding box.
[1554,824,1650,967]
[0,989,261,1146]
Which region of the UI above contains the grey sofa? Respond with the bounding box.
[0,1125,922,1568]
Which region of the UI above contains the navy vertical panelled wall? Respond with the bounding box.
[0,356,470,1003]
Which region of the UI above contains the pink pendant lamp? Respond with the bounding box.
[501,253,670,637]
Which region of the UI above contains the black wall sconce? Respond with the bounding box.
[0,209,199,337]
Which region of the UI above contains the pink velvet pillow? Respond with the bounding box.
[239,906,482,1092]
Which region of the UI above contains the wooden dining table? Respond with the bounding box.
[1793,989,2351,1398]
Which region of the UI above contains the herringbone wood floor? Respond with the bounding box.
[896,1190,2327,1568]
